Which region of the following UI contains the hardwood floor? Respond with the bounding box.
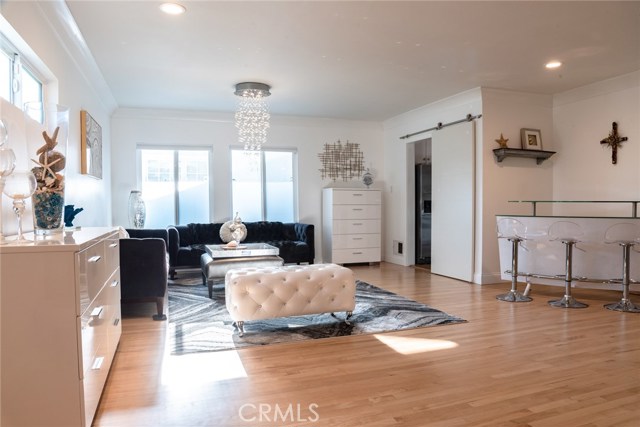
[94,263,640,427]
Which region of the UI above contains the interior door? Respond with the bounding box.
[430,121,475,282]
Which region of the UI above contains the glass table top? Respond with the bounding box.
[205,242,279,258]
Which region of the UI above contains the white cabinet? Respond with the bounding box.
[322,188,382,264]
[0,227,121,427]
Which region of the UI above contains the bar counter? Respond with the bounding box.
[496,211,640,292]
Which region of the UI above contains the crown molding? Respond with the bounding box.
[34,0,118,113]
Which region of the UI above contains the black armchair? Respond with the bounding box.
[120,229,169,321]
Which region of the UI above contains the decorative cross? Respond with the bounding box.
[600,122,627,165]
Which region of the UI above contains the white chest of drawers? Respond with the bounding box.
[322,188,382,264]
[0,227,121,427]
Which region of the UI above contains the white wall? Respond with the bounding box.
[1,1,117,230]
[552,71,640,217]
[110,108,384,262]
[479,88,554,283]
[383,88,482,268]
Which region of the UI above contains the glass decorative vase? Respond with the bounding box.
[25,103,69,235]
[128,190,146,229]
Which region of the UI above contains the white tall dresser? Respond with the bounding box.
[322,188,382,264]
[0,227,121,427]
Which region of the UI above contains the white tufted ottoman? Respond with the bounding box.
[225,263,355,336]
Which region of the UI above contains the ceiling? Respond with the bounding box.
[65,1,640,122]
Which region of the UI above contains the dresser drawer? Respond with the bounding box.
[332,189,381,205]
[104,269,122,355]
[332,219,380,235]
[333,234,381,249]
[332,204,381,220]
[104,233,120,277]
[77,241,106,315]
[79,283,110,427]
[333,247,381,264]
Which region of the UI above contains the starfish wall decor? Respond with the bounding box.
[495,133,509,148]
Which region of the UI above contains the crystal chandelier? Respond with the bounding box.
[234,82,271,151]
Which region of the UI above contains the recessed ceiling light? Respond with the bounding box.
[160,3,186,15]
[545,61,562,69]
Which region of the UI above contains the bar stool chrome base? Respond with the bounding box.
[549,295,588,309]
[496,219,533,303]
[602,225,640,314]
[496,290,532,302]
[604,299,640,313]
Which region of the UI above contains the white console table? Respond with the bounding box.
[0,227,121,427]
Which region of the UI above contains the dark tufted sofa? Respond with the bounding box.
[120,228,169,320]
[167,221,314,278]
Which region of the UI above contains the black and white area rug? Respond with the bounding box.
[168,274,466,355]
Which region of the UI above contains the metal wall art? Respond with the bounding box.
[318,139,365,181]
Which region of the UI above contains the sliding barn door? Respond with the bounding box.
[430,121,475,282]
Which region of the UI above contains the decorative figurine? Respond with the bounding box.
[362,168,374,188]
[230,212,247,243]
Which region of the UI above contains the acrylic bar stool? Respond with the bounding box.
[548,221,588,308]
[603,223,640,313]
[496,218,532,302]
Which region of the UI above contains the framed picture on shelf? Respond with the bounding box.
[80,110,102,179]
[520,128,543,151]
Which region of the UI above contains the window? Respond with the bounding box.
[138,148,212,227]
[231,149,297,222]
[0,39,43,108]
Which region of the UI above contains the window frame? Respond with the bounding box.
[230,147,299,222]
[0,36,45,108]
[136,145,214,226]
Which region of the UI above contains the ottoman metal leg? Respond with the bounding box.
[233,321,245,337]
[331,311,353,325]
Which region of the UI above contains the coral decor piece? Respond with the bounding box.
[318,139,365,181]
[31,126,66,231]
[64,205,84,228]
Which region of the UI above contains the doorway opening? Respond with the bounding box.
[414,138,431,265]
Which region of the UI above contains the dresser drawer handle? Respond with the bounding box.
[352,237,363,240]
[92,356,104,370]
[109,242,118,248]
[88,255,102,263]
[352,223,363,226]
[110,280,119,288]
[352,251,363,255]
[352,208,363,211]
[353,193,363,196]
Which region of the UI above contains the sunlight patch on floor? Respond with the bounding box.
[160,350,248,384]
[374,334,459,355]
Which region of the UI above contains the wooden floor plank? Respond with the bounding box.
[93,262,640,426]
